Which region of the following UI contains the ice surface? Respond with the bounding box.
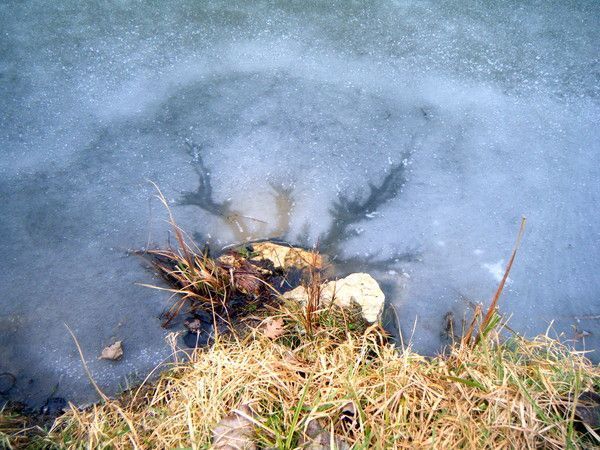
[1,0,598,406]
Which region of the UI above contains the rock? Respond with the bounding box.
[99,341,123,361]
[283,273,385,323]
[250,242,322,271]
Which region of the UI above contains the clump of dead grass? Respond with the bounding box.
[0,408,33,449]
[138,185,272,327]
[36,299,599,450]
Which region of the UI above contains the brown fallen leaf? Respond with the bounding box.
[298,419,351,450]
[183,317,202,333]
[268,351,309,379]
[99,341,123,361]
[262,317,285,340]
[213,404,256,450]
[218,253,264,296]
[282,351,309,373]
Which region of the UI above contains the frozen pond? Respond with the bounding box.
[1,0,599,407]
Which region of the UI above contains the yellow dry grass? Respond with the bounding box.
[3,216,597,448]
[13,301,594,450]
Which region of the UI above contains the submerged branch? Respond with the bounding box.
[180,141,233,218]
[331,250,419,274]
[179,140,416,270]
[180,141,294,243]
[320,158,409,254]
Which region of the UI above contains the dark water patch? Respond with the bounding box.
[0,372,16,395]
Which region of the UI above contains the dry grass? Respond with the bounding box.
[140,244,231,326]
[4,215,598,449]
[300,249,323,336]
[137,184,233,326]
[138,185,271,327]
[0,408,33,449]
[13,299,592,450]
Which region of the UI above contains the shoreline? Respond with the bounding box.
[2,239,599,448]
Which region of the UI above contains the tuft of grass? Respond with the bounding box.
[0,409,28,449]
[139,184,274,328]
[300,248,324,336]
[141,244,231,326]
[33,300,599,449]
[138,184,233,327]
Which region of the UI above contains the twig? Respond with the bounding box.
[64,324,142,449]
[464,217,527,346]
[64,324,109,403]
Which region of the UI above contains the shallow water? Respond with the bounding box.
[1,0,599,407]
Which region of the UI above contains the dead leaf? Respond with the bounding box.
[298,419,351,450]
[282,351,308,373]
[250,242,324,271]
[99,341,123,361]
[218,254,264,296]
[184,317,202,333]
[269,351,309,379]
[213,404,256,450]
[262,317,285,340]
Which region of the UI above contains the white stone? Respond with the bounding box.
[283,273,385,323]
